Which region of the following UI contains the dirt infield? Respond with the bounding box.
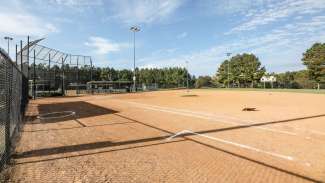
[3,89,325,182]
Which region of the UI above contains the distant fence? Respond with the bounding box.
[0,48,28,171]
[85,81,159,94]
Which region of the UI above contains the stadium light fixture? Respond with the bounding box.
[130,26,140,92]
[4,36,13,55]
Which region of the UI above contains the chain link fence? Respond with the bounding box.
[0,48,29,171]
[0,37,92,172]
[26,39,93,97]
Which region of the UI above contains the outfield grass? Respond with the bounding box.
[201,87,325,94]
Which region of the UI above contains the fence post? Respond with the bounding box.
[48,53,51,94]
[54,64,56,92]
[27,36,29,78]
[33,50,36,99]
[4,56,12,166]
[77,56,79,94]
[19,40,24,117]
[62,57,65,96]
[15,44,18,65]
[20,40,23,72]
[90,57,93,94]
[90,57,93,81]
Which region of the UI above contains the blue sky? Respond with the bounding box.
[0,0,325,76]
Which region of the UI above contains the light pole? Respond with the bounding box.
[185,60,189,92]
[130,26,140,92]
[4,36,13,55]
[226,52,232,88]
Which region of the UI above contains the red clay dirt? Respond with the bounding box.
[2,89,325,182]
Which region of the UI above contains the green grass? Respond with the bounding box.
[199,87,325,94]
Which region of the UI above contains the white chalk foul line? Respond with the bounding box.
[167,130,294,161]
[143,102,325,139]
[122,101,298,136]
[285,127,325,136]
[122,101,325,138]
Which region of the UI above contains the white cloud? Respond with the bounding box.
[0,0,59,37]
[0,12,58,36]
[51,0,103,7]
[85,36,129,55]
[138,56,187,69]
[203,0,275,15]
[228,0,325,34]
[50,0,103,13]
[136,15,325,76]
[151,48,178,56]
[177,32,187,39]
[109,0,184,24]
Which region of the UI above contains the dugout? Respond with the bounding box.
[87,81,133,93]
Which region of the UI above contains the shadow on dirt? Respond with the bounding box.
[180,94,198,97]
[13,112,325,183]
[22,121,137,133]
[31,101,118,124]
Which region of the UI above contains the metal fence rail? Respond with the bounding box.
[0,48,28,171]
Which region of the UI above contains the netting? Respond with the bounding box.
[26,39,93,97]
[0,48,28,171]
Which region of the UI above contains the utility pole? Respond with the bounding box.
[130,26,140,92]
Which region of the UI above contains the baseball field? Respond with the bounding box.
[4,89,325,182]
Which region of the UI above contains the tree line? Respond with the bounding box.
[29,64,195,89]
[95,67,195,88]
[195,42,325,89]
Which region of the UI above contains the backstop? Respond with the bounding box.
[26,39,93,97]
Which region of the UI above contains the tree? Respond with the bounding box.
[195,76,212,88]
[275,72,294,88]
[302,43,325,89]
[118,69,132,81]
[30,62,196,90]
[215,60,230,87]
[274,70,315,89]
[216,53,265,88]
[100,68,109,81]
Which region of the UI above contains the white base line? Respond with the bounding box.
[121,101,325,138]
[122,101,298,136]
[137,100,324,137]
[167,130,294,161]
[286,127,325,136]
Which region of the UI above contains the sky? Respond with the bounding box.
[0,0,325,76]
